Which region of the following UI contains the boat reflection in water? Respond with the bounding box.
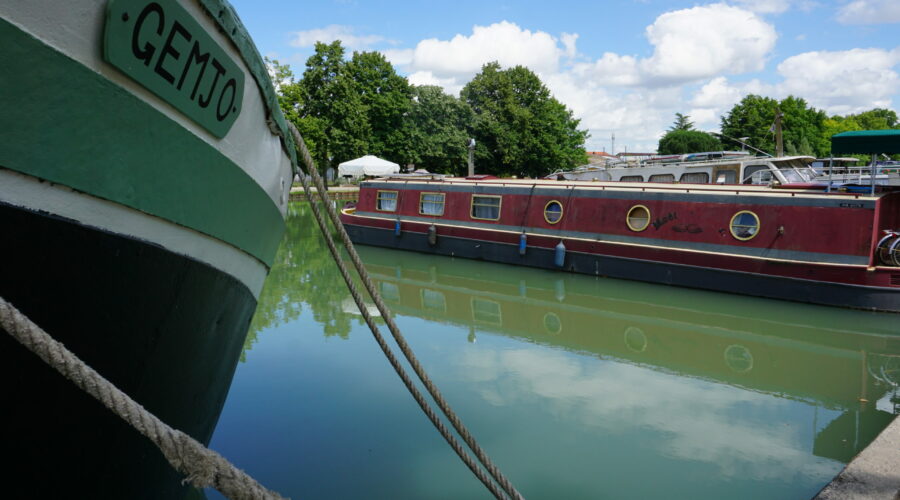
[356,245,900,465]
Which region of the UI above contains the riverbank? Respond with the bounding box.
[289,184,359,201]
[814,414,900,499]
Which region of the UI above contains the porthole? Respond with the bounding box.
[626,205,650,232]
[730,210,760,241]
[544,200,563,224]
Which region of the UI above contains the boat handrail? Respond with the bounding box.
[366,177,875,198]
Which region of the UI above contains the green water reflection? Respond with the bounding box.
[211,203,900,499]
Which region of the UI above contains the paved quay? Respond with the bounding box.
[289,185,360,201]
[814,414,900,499]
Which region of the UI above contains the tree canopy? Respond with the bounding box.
[657,129,723,154]
[669,113,694,132]
[405,85,474,175]
[461,62,588,177]
[720,95,828,157]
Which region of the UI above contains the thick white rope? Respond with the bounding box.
[0,296,286,500]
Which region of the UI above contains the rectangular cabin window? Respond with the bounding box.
[376,190,398,211]
[620,175,644,182]
[419,192,445,216]
[715,169,737,184]
[471,195,501,220]
[679,172,709,183]
[648,174,675,183]
[742,165,769,184]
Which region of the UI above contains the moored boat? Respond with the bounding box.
[548,152,824,186]
[341,172,900,312]
[1,0,294,497]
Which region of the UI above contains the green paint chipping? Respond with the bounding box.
[0,18,283,266]
[104,0,244,138]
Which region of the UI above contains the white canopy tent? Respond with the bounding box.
[337,155,400,178]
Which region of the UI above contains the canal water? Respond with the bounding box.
[207,202,900,500]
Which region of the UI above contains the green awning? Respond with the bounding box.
[831,129,900,154]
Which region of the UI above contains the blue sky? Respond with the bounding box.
[230,0,900,153]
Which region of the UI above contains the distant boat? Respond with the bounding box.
[0,0,293,497]
[548,152,825,186]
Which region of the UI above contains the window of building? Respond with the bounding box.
[544,200,563,224]
[679,172,709,184]
[471,195,501,220]
[730,210,760,241]
[649,174,675,183]
[376,190,398,211]
[620,175,644,182]
[626,205,650,232]
[419,192,445,216]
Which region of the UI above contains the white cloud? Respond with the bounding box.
[776,47,900,114]
[836,0,900,25]
[407,70,465,96]
[639,3,777,84]
[381,48,414,67]
[573,53,642,87]
[560,32,579,59]
[687,76,772,130]
[407,21,565,78]
[290,25,385,51]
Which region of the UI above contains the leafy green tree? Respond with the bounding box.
[852,108,898,129]
[461,62,587,178]
[266,58,327,169]
[669,113,694,131]
[657,129,723,154]
[298,41,371,171]
[344,51,413,163]
[720,94,828,157]
[779,96,828,156]
[404,85,474,174]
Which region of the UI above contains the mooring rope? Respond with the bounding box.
[288,124,523,500]
[0,296,285,500]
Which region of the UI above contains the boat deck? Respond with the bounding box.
[370,176,888,200]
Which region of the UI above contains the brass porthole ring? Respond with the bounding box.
[544,200,564,224]
[729,210,760,241]
[626,205,650,232]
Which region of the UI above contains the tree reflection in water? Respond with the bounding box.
[243,202,364,360]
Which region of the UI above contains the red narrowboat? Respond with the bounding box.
[341,176,900,312]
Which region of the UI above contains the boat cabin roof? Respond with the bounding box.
[366,176,889,199]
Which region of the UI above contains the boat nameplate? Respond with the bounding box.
[103,0,245,138]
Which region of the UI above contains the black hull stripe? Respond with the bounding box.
[0,202,257,498]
